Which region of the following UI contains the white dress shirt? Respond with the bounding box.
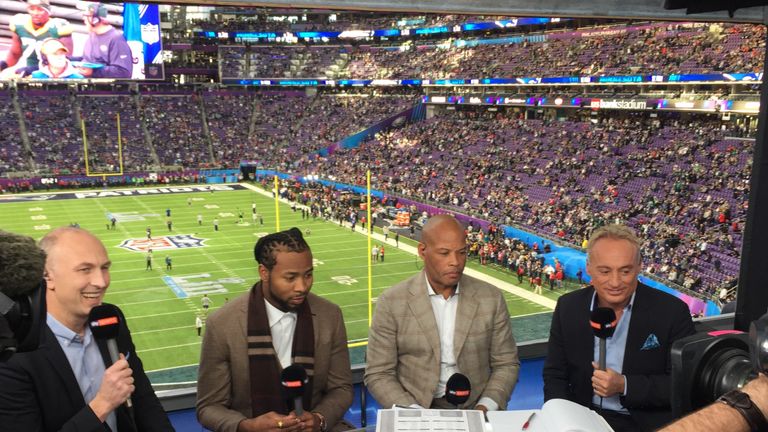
[265,299,298,369]
[426,277,460,399]
[425,276,499,411]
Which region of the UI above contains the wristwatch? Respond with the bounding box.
[717,389,768,432]
[312,412,327,432]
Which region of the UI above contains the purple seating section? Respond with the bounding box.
[220,45,351,78]
[141,94,211,167]
[19,90,84,174]
[0,93,26,173]
[213,22,765,80]
[77,94,149,173]
[287,114,749,296]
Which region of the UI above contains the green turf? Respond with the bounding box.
[0,184,556,375]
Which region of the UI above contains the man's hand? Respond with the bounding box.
[77,67,94,77]
[89,354,134,421]
[475,404,488,413]
[742,373,768,417]
[237,411,302,432]
[591,362,625,398]
[293,411,319,432]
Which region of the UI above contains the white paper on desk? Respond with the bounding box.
[540,399,614,432]
[376,408,486,432]
[486,400,614,432]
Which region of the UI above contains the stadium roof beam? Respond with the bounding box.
[166,0,767,24]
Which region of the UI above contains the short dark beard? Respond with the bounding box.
[262,272,295,312]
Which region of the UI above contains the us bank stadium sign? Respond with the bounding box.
[590,99,648,110]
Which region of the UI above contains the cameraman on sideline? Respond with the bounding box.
[660,373,768,431]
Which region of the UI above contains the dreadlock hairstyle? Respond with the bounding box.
[253,227,310,271]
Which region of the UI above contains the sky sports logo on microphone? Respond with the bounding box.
[90,317,119,327]
[281,380,304,388]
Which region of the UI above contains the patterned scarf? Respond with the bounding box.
[247,282,315,417]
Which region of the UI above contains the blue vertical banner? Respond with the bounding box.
[133,3,163,79]
[122,3,144,79]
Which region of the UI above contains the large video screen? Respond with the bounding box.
[0,0,162,80]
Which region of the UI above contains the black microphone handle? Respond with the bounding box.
[598,338,607,371]
[106,338,133,409]
[294,397,303,416]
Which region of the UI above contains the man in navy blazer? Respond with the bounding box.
[0,227,174,432]
[543,225,695,432]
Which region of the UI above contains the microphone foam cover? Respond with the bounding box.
[88,304,120,340]
[445,373,471,406]
[281,364,308,399]
[590,307,617,339]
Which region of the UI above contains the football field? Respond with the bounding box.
[0,183,553,373]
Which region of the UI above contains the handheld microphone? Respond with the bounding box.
[0,230,47,362]
[88,304,133,410]
[445,373,471,407]
[281,364,308,415]
[590,307,617,371]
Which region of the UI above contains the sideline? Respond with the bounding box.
[241,183,556,309]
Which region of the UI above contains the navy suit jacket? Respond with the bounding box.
[0,304,174,432]
[543,284,695,431]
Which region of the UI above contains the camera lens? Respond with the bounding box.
[696,346,755,407]
[750,313,768,374]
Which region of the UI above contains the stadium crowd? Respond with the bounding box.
[282,112,749,297]
[197,21,767,81]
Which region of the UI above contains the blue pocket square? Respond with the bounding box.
[641,334,660,350]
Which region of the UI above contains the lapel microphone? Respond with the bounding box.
[445,373,471,407]
[590,307,618,371]
[88,304,133,409]
[281,364,308,415]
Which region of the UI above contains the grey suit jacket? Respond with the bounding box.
[365,271,520,409]
[196,291,353,432]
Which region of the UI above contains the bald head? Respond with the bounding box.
[40,226,111,332]
[418,215,467,296]
[39,227,103,268]
[421,214,465,246]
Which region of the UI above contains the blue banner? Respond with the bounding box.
[136,3,163,79]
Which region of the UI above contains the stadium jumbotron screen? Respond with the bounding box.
[0,0,163,80]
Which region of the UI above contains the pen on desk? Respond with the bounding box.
[522,412,536,430]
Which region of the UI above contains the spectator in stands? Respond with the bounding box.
[197,228,353,432]
[365,215,520,411]
[78,3,132,79]
[543,224,696,431]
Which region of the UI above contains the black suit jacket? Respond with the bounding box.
[0,304,174,432]
[543,284,696,431]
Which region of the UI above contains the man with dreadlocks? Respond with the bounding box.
[196,228,354,432]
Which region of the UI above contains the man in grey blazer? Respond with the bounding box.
[365,215,520,412]
[197,228,353,432]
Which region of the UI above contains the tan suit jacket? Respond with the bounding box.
[196,292,353,432]
[365,271,520,410]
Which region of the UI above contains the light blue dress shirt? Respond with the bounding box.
[591,291,636,414]
[47,314,118,431]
